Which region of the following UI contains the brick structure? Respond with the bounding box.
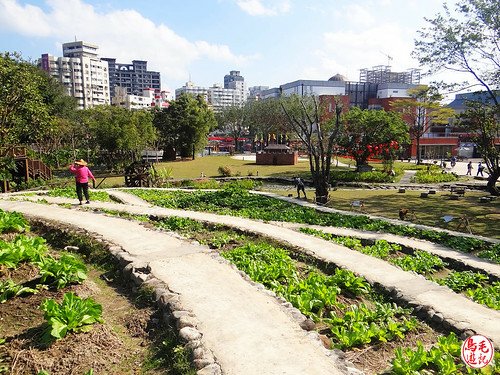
[256,144,298,165]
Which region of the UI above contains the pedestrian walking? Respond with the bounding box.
[466,161,473,176]
[69,159,96,205]
[477,162,484,177]
[295,177,307,199]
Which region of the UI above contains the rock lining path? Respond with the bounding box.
[0,198,348,375]
[0,190,499,373]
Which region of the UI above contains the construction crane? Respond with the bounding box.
[379,51,393,67]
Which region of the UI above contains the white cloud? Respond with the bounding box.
[0,0,253,90]
[302,23,419,82]
[236,0,290,16]
[343,4,375,27]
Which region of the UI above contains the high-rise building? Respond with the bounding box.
[39,41,110,109]
[224,70,247,104]
[101,58,161,98]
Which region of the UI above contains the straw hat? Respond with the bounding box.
[74,159,88,166]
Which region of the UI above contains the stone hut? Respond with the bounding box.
[256,144,298,165]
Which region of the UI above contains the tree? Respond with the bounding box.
[460,102,500,194]
[246,99,289,151]
[414,0,499,193]
[215,104,250,152]
[0,52,51,146]
[414,0,499,96]
[340,107,409,170]
[391,86,455,164]
[153,93,216,159]
[83,106,156,170]
[32,71,78,167]
[280,95,343,204]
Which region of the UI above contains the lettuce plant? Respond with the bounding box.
[40,292,103,340]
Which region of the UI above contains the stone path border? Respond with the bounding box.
[0,199,353,375]
[1,192,499,351]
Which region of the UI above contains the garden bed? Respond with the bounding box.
[105,212,499,374]
[125,188,499,262]
[0,211,195,375]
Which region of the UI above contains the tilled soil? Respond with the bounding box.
[0,266,167,375]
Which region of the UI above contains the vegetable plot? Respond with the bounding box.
[391,333,500,374]
[300,228,500,311]
[0,211,88,302]
[127,189,499,263]
[221,243,419,350]
[40,292,103,340]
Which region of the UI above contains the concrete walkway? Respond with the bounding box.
[1,193,499,351]
[0,199,346,375]
[398,170,416,184]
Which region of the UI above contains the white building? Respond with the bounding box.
[112,87,170,110]
[207,84,239,111]
[39,41,110,109]
[175,81,241,112]
[175,81,208,102]
[224,70,247,104]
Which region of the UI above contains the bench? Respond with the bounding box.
[350,200,365,212]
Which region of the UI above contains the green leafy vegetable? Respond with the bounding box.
[40,292,103,340]
[38,253,87,289]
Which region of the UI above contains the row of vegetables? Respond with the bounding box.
[126,187,500,263]
[146,214,499,374]
[0,210,103,343]
[300,228,500,311]
[28,187,500,373]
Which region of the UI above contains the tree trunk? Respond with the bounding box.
[313,173,330,204]
[486,171,500,196]
[416,135,421,165]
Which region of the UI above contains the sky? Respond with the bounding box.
[0,0,457,97]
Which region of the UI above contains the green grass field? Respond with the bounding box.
[270,187,499,239]
[153,155,313,179]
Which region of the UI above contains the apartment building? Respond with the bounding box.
[39,41,110,109]
[111,87,169,110]
[101,58,161,98]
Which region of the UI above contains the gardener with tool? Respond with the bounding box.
[69,159,96,205]
[295,177,307,199]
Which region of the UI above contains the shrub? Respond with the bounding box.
[222,179,262,190]
[412,166,459,183]
[332,170,394,183]
[192,179,220,189]
[218,165,232,177]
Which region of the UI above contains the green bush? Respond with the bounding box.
[192,179,220,189]
[218,165,232,177]
[222,179,262,190]
[412,166,458,183]
[331,170,394,183]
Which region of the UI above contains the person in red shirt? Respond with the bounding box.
[69,159,96,205]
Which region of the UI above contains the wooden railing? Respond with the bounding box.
[1,146,52,192]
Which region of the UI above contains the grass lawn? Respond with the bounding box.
[269,187,500,239]
[153,155,314,179]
